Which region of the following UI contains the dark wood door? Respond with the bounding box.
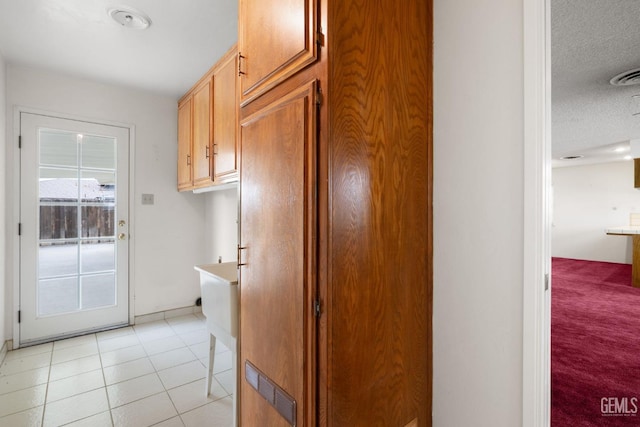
[238,0,317,104]
[239,80,317,426]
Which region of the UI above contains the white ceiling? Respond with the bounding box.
[552,0,640,166]
[0,0,238,98]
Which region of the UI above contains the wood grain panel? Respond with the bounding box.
[238,0,317,105]
[213,46,239,182]
[326,0,432,425]
[177,98,192,191]
[192,77,213,188]
[239,80,317,426]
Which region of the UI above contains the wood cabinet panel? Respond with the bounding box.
[238,0,317,105]
[213,48,238,181]
[239,81,317,427]
[192,77,213,187]
[325,0,432,424]
[177,98,192,191]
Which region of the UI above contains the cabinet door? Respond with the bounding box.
[239,81,317,427]
[177,98,193,191]
[239,0,317,104]
[213,49,238,181]
[192,77,213,187]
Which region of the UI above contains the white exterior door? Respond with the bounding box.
[19,112,130,345]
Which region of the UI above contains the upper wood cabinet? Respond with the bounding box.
[177,97,193,191]
[177,45,238,191]
[238,0,317,104]
[212,47,239,182]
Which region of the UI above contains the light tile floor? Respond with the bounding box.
[0,314,233,426]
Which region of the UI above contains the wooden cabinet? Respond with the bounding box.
[238,0,432,426]
[212,47,239,182]
[177,45,238,191]
[177,98,193,191]
[238,0,317,104]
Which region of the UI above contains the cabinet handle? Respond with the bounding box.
[187,154,191,166]
[237,245,247,268]
[238,52,246,77]
[206,145,210,159]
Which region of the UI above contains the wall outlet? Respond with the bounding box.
[141,194,154,205]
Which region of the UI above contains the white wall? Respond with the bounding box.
[0,52,7,347]
[5,65,208,337]
[204,187,238,263]
[552,161,640,263]
[433,0,524,425]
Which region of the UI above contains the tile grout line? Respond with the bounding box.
[40,343,55,427]
[95,333,116,427]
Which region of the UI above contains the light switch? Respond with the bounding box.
[141,194,154,205]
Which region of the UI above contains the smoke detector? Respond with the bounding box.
[610,68,640,86]
[108,7,151,30]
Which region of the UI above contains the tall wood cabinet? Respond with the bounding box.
[177,45,238,191]
[237,1,432,426]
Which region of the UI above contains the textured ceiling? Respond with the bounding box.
[0,0,238,98]
[552,0,640,165]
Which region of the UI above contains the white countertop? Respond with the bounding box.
[605,226,640,235]
[194,262,238,284]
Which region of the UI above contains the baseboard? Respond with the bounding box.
[134,305,203,325]
[0,340,12,366]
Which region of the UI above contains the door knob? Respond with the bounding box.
[119,220,126,227]
[118,233,126,240]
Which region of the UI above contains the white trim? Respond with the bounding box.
[522,0,551,425]
[11,106,136,348]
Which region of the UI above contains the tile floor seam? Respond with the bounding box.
[40,341,55,427]
[96,341,116,427]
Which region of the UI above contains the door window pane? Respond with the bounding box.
[39,168,78,201]
[81,135,116,169]
[39,206,77,240]
[80,171,115,203]
[81,205,115,238]
[39,243,78,278]
[81,241,115,274]
[40,130,78,167]
[81,274,116,309]
[38,277,78,316]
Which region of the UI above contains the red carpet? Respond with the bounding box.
[552,257,640,426]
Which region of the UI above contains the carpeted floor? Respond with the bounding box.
[552,257,640,426]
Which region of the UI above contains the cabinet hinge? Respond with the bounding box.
[315,30,325,47]
[18,223,21,236]
[544,273,549,291]
[314,299,321,317]
[18,310,21,323]
[316,87,323,106]
[18,135,21,149]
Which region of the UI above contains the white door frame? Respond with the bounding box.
[523,0,552,425]
[11,106,136,348]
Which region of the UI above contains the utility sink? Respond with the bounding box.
[194,262,238,426]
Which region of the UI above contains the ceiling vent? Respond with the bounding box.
[559,155,584,160]
[610,68,640,86]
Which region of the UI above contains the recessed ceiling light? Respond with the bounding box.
[624,155,632,160]
[614,147,627,153]
[559,155,584,160]
[107,7,151,30]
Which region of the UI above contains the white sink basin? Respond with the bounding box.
[194,262,238,346]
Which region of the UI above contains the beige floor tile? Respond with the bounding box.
[98,334,141,353]
[0,352,51,376]
[65,410,113,426]
[158,361,205,390]
[53,334,97,350]
[97,326,135,342]
[4,343,52,361]
[0,405,44,426]
[52,342,99,364]
[46,369,104,402]
[153,416,185,427]
[177,329,209,346]
[0,366,49,395]
[181,397,233,427]
[49,354,101,381]
[111,392,177,427]
[100,344,147,368]
[107,373,164,408]
[0,384,46,418]
[142,336,186,356]
[149,347,197,371]
[103,357,155,386]
[43,388,109,427]
[167,378,227,414]
[214,369,235,395]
